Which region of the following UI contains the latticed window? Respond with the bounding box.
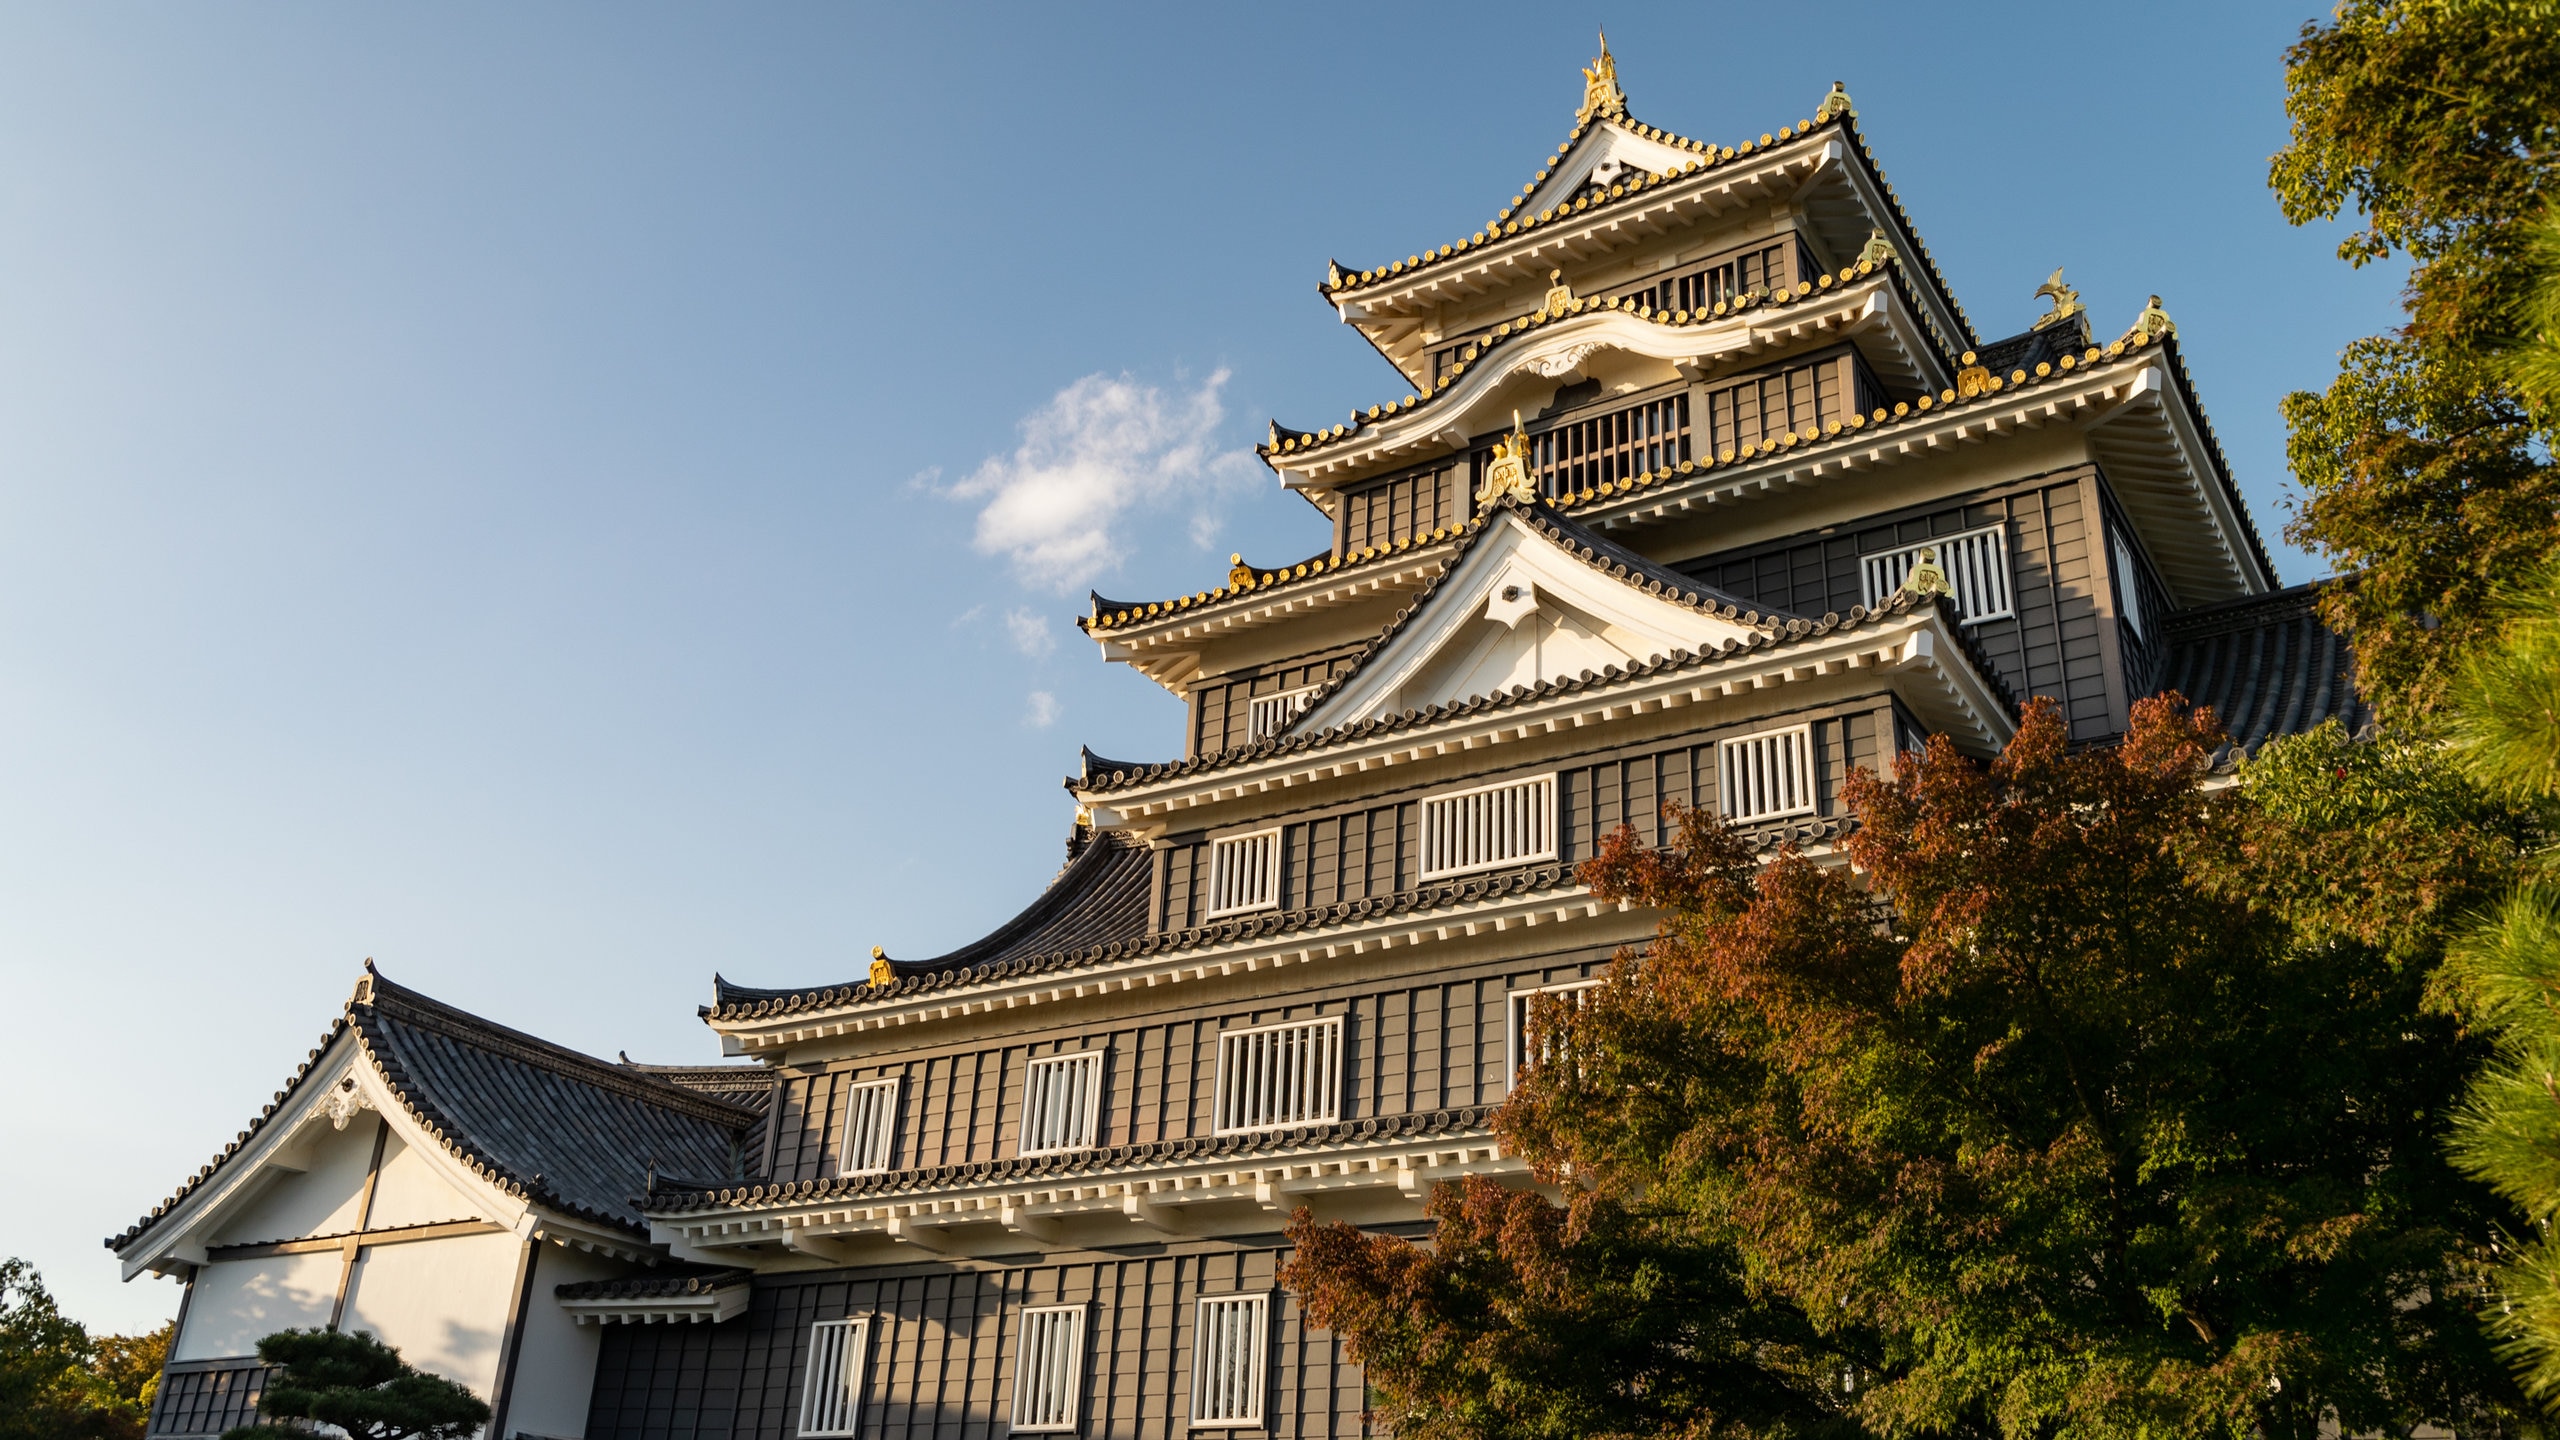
[1859,524,2013,624]
[1011,1305,1088,1433]
[1019,1052,1105,1156]
[1191,1293,1271,1427]
[1205,829,1282,917]
[1213,1016,1344,1134]
[1474,395,1690,500]
[1508,980,1601,1082]
[2113,530,2147,640]
[1420,775,1556,881]
[1718,726,1816,824]
[1247,686,1319,739]
[799,1317,870,1437]
[838,1077,900,1177]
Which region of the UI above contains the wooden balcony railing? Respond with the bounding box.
[1470,391,1692,501]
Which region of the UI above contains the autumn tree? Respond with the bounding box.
[1290,699,2537,1440]
[2271,0,2560,719]
[0,1259,166,1440]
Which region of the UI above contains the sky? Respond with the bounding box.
[0,2,2406,1334]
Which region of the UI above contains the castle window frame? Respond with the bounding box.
[1190,1291,1272,1428]
[1212,1015,1345,1135]
[1010,1303,1089,1434]
[1018,1050,1106,1157]
[838,1076,902,1177]
[1204,828,1283,919]
[1858,523,2013,625]
[2112,530,2147,641]
[1507,979,1602,1084]
[799,1316,872,1438]
[1717,725,1817,825]
[1247,686,1321,739]
[1418,774,1557,882]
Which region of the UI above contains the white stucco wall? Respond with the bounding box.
[503,1243,624,1438]
[341,1227,524,1398]
[207,1118,378,1246]
[174,1251,341,1361]
[363,1130,478,1229]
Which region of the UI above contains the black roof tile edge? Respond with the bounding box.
[555,1266,753,1301]
[2159,579,2330,641]
[644,1105,1503,1215]
[105,1016,351,1254]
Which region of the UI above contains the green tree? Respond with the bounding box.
[221,1328,488,1440]
[1288,698,2537,1440]
[0,1258,154,1440]
[2270,0,2560,721]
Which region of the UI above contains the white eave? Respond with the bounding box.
[559,1283,751,1326]
[1090,543,1459,689]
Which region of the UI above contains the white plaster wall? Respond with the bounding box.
[174,1251,341,1361]
[208,1118,379,1245]
[341,1229,521,1399]
[504,1243,627,1439]
[363,1131,480,1229]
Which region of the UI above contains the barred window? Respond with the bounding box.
[1508,980,1601,1082]
[838,1077,900,1177]
[800,1317,870,1438]
[1011,1304,1088,1433]
[1214,1016,1344,1134]
[1191,1293,1271,1427]
[1718,726,1816,824]
[1019,1051,1105,1156]
[1859,524,2013,624]
[1247,686,1320,739]
[1205,829,1282,918]
[1419,774,1556,881]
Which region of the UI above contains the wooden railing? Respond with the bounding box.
[1425,236,1820,386]
[1470,392,1692,501]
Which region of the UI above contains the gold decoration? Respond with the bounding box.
[1901,547,1951,601]
[869,947,893,988]
[2126,294,2176,344]
[1475,410,1539,507]
[1229,553,1255,587]
[2031,267,2085,331]
[1815,81,1854,123]
[1578,33,1627,123]
[1957,364,1993,398]
[1544,268,1575,315]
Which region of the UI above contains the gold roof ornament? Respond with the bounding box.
[2126,294,2176,344]
[1900,546,1952,601]
[1856,227,1896,267]
[1815,81,1855,124]
[1326,261,1343,289]
[2031,267,2085,331]
[1229,553,1256,588]
[1577,32,1627,124]
[1474,410,1539,508]
[1544,268,1575,315]
[868,946,893,988]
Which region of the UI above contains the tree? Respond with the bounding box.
[2270,0,2560,721]
[1288,698,2537,1440]
[0,1258,157,1440]
[221,1328,489,1440]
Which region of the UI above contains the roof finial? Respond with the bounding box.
[1578,32,1627,124]
[1229,552,1256,587]
[1900,546,1951,602]
[2125,294,2176,345]
[1815,81,1855,124]
[1475,409,1539,509]
[1857,228,1896,267]
[1544,267,1575,315]
[869,947,893,988]
[2031,267,2085,331]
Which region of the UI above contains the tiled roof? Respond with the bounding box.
[1319,106,1976,346]
[109,967,766,1253]
[613,1058,775,1113]
[2153,582,2371,752]
[644,1103,1503,1215]
[555,1266,752,1301]
[1082,528,1461,636]
[709,829,1154,1016]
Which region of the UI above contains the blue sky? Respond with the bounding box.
[0,3,2402,1333]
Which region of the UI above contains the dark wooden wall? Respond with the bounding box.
[584,1246,1374,1440]
[1677,467,2124,741]
[1159,701,1880,930]
[1337,464,1464,559]
[764,944,1614,1184]
[1188,645,1369,758]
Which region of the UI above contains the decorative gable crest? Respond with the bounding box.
[1577,34,1626,124]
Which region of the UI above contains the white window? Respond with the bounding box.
[1718,725,1817,824]
[1860,524,2013,624]
[1213,1016,1344,1134]
[1190,1293,1270,1427]
[1204,829,1282,918]
[1508,979,1601,1082]
[800,1316,870,1438]
[838,1077,901,1177]
[1018,1051,1105,1156]
[1010,1304,1088,1433]
[2113,531,2147,640]
[1419,774,1557,881]
[1247,685,1320,739]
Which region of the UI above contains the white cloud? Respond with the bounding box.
[1004,607,1056,659]
[945,369,1252,593]
[1025,690,1061,728]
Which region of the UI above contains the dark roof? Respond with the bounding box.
[2152,581,2371,751]
[1971,314,2092,375]
[110,967,766,1253]
[615,1057,775,1113]
[556,1265,752,1301]
[709,829,1153,1015]
[645,1103,1503,1215]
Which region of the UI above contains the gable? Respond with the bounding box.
[1303,506,1773,729]
[1517,121,1707,223]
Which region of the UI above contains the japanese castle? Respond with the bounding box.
[112,45,2365,1440]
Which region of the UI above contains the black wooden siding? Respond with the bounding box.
[1160,704,1878,930]
[765,944,1615,1184]
[1189,645,1368,758]
[585,1247,1372,1440]
[1337,464,1464,558]
[1677,468,2120,740]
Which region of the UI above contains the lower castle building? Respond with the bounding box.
[112,47,2369,1440]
